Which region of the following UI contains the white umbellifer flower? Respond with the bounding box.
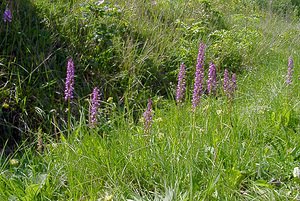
[9,159,19,166]
[96,0,104,5]
[216,110,222,115]
[293,167,300,178]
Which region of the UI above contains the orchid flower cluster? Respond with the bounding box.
[3,8,12,23]
[64,58,75,101]
[89,87,101,127]
[3,4,12,23]
[63,58,101,128]
[223,69,237,98]
[192,42,206,110]
[176,63,186,104]
[143,98,153,133]
[207,62,217,95]
[175,42,238,111]
[142,42,238,133]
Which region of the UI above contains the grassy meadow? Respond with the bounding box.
[1,0,300,200]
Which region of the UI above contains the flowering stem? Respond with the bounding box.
[192,42,206,111]
[176,63,186,104]
[89,87,100,128]
[143,99,153,135]
[191,112,195,143]
[64,57,75,136]
[207,62,217,96]
[67,100,71,136]
[189,111,196,200]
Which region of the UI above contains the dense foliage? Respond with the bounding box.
[1,0,299,142]
[1,0,300,200]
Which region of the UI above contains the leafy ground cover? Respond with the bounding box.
[1,0,300,200]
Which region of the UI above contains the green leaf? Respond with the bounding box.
[255,180,273,188]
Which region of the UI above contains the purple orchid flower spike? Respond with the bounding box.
[192,42,206,110]
[3,7,12,23]
[64,58,75,101]
[143,98,153,133]
[207,62,217,95]
[176,63,186,104]
[231,73,237,93]
[223,69,230,96]
[223,69,237,98]
[89,87,101,127]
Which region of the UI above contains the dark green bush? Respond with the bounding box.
[206,14,261,72]
[0,0,275,147]
[0,0,62,145]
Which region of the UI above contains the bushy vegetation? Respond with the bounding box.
[1,0,300,200]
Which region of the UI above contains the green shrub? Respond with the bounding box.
[255,0,298,16]
[207,14,261,72]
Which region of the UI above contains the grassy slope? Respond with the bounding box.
[1,0,300,200]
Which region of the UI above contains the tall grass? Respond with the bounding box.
[1,0,300,200]
[2,82,300,200]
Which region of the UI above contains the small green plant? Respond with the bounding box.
[208,25,261,72]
